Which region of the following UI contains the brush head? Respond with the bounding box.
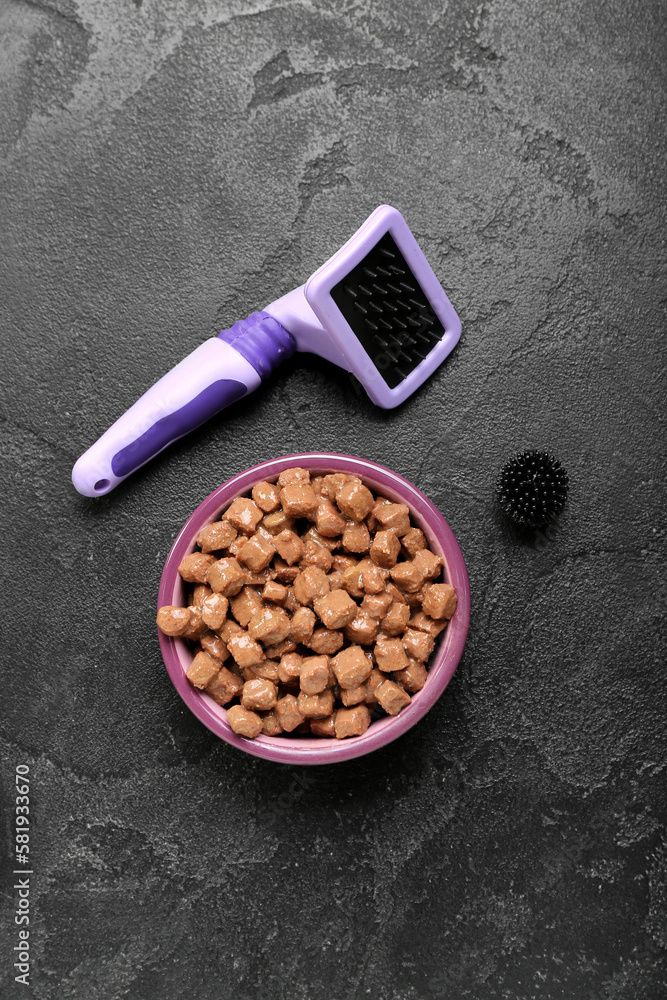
[330,231,445,389]
[302,206,462,408]
[498,450,569,528]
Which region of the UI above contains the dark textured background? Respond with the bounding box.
[1,1,666,997]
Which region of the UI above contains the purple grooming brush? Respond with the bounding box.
[72,205,461,496]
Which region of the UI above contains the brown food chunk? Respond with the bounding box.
[294,565,330,606]
[191,583,213,608]
[332,554,358,573]
[413,548,444,580]
[261,710,283,736]
[241,678,278,711]
[242,570,276,589]
[280,483,319,518]
[243,567,275,591]
[290,606,316,644]
[335,704,371,739]
[255,522,278,543]
[182,606,207,640]
[248,607,291,645]
[273,529,304,566]
[239,565,275,587]
[273,558,300,584]
[314,590,358,630]
[200,631,229,662]
[315,499,347,537]
[252,480,281,513]
[226,704,263,738]
[361,592,393,619]
[421,582,457,619]
[401,527,427,557]
[336,479,375,521]
[251,659,280,682]
[375,636,410,673]
[344,610,380,645]
[332,645,373,689]
[227,536,247,558]
[263,511,296,537]
[186,651,221,689]
[200,593,229,630]
[241,568,275,588]
[265,636,297,660]
[240,664,260,682]
[278,467,310,487]
[205,666,243,705]
[408,610,449,637]
[390,561,426,594]
[274,693,305,732]
[300,655,330,694]
[197,520,237,553]
[178,552,215,584]
[219,619,242,643]
[310,715,336,737]
[307,628,344,655]
[283,587,299,613]
[236,533,275,572]
[404,589,424,610]
[382,601,411,636]
[365,669,384,704]
[321,473,348,500]
[342,521,371,553]
[278,652,302,685]
[366,496,392,532]
[385,581,408,604]
[340,562,364,599]
[375,679,411,715]
[374,503,411,536]
[227,630,265,668]
[298,690,336,718]
[242,562,276,583]
[301,539,334,572]
[394,659,428,693]
[302,526,339,552]
[340,684,367,706]
[207,557,245,596]
[361,562,389,594]
[224,497,264,535]
[369,529,401,568]
[262,580,287,604]
[229,586,263,627]
[156,605,191,636]
[402,628,435,662]
[327,570,344,591]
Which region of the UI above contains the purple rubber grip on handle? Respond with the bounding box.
[72,313,296,497]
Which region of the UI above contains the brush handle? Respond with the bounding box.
[71,338,261,496]
[72,313,296,497]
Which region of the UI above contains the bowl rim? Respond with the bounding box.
[158,453,470,764]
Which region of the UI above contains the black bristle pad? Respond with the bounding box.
[331,232,444,388]
[497,451,569,528]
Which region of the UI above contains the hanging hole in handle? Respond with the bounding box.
[94,479,111,493]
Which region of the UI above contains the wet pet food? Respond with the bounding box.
[157,468,457,739]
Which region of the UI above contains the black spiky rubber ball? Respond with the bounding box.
[497,451,568,528]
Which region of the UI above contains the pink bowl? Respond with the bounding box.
[158,453,470,764]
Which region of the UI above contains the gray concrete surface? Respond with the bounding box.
[1,0,666,997]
